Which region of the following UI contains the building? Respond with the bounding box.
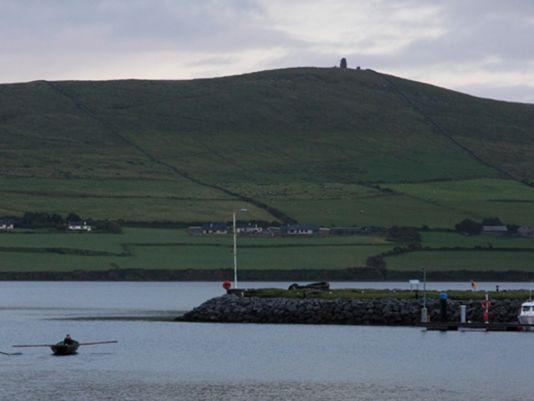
[201,223,228,235]
[68,221,92,232]
[188,226,203,236]
[329,226,368,236]
[265,226,281,236]
[235,223,263,235]
[318,227,330,236]
[518,226,534,237]
[0,219,15,230]
[281,224,319,236]
[482,225,508,234]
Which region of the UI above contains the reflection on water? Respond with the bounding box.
[0,281,532,401]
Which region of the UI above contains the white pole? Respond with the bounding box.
[233,211,237,289]
[421,267,428,323]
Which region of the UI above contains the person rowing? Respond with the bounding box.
[63,334,74,345]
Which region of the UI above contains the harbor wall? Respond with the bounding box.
[181,295,523,325]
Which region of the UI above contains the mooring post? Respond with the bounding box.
[460,305,466,324]
[439,292,448,322]
[482,292,490,324]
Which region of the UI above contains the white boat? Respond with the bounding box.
[518,300,534,331]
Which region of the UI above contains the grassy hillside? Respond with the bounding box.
[1,67,534,227]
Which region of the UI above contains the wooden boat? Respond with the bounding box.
[13,340,117,355]
[50,340,79,355]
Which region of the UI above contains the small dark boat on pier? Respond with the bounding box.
[50,340,79,355]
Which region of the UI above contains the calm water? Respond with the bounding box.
[0,281,532,401]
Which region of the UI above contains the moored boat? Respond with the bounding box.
[50,340,79,355]
[518,300,534,331]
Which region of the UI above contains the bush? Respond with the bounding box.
[386,226,421,243]
[96,221,122,234]
[366,255,386,269]
[481,217,503,226]
[20,212,65,228]
[455,218,481,234]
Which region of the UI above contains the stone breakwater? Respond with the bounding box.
[181,295,524,325]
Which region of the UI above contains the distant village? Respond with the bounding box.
[1,216,534,239]
[187,223,378,237]
[186,222,534,238]
[0,212,120,233]
[0,219,92,232]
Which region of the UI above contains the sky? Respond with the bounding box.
[1,0,534,103]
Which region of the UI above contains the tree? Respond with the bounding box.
[481,217,503,226]
[366,255,386,269]
[454,218,482,234]
[106,221,122,234]
[96,220,122,234]
[20,212,65,228]
[66,212,81,222]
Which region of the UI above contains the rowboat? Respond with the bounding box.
[13,340,117,355]
[50,340,79,355]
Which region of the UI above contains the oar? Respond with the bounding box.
[0,350,22,355]
[78,340,118,346]
[13,340,118,348]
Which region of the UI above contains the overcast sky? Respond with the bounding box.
[2,0,533,103]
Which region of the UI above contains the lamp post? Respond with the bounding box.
[233,208,247,289]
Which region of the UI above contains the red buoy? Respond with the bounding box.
[223,280,232,290]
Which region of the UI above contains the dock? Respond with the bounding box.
[423,322,534,332]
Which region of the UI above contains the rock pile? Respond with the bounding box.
[181,295,524,325]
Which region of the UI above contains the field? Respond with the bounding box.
[384,179,534,227]
[2,177,534,227]
[1,228,534,275]
[0,228,394,272]
[383,231,534,272]
[385,251,534,271]
[225,178,534,227]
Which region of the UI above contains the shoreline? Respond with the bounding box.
[1,268,534,281]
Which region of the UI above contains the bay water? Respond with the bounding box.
[0,281,532,400]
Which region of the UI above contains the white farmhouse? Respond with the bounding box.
[68,221,92,232]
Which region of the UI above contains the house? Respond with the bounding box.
[68,221,92,232]
[281,224,319,236]
[235,223,263,235]
[188,226,203,236]
[0,219,15,230]
[266,226,281,236]
[201,223,228,235]
[482,225,508,234]
[318,227,330,236]
[329,226,367,236]
[518,226,534,237]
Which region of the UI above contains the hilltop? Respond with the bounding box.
[1,67,534,227]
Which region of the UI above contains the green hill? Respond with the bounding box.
[2,67,534,227]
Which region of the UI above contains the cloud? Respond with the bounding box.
[0,0,533,102]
